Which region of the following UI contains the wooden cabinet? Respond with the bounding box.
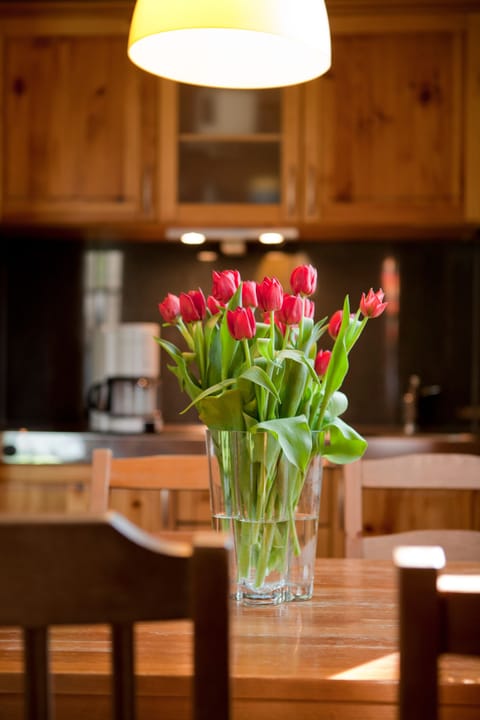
[158,9,480,231]
[302,12,480,227]
[0,12,155,224]
[158,81,302,226]
[0,1,478,232]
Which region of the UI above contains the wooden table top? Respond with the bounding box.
[1,558,479,720]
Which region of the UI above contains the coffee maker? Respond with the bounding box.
[87,323,162,433]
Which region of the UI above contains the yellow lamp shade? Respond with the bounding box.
[127,0,331,88]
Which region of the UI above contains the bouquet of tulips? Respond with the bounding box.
[157,265,386,467]
[157,265,387,592]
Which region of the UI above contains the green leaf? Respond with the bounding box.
[321,296,351,400]
[155,337,201,400]
[180,377,237,413]
[276,348,318,383]
[254,416,312,471]
[240,365,281,402]
[320,417,367,463]
[298,316,328,353]
[196,388,246,430]
[205,324,223,386]
[256,337,276,363]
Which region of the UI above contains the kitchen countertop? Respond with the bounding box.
[1,424,207,464]
[1,424,479,464]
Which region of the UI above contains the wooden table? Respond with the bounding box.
[0,559,479,719]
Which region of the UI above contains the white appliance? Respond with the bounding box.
[87,323,162,433]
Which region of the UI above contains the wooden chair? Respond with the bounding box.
[89,448,210,531]
[343,453,480,559]
[0,512,231,720]
[394,545,480,720]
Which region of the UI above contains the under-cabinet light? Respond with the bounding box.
[180,231,206,245]
[259,232,284,245]
[166,227,298,243]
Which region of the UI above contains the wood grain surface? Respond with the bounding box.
[0,559,479,719]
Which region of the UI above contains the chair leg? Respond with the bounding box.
[24,626,51,720]
[111,623,135,720]
[398,566,439,720]
[191,544,231,720]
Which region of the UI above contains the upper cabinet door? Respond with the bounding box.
[158,81,301,226]
[2,21,152,224]
[302,14,469,226]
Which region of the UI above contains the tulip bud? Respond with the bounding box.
[227,307,256,340]
[290,264,317,296]
[278,294,303,325]
[212,269,241,304]
[207,295,224,315]
[256,276,284,312]
[315,349,332,377]
[180,289,206,323]
[158,293,180,323]
[328,310,343,339]
[241,280,258,308]
[360,288,388,318]
[304,298,315,319]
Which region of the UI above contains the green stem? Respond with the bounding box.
[242,338,252,367]
[269,310,276,349]
[253,522,277,587]
[177,318,195,350]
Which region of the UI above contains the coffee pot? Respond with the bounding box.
[87,323,162,433]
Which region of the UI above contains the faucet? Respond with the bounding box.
[402,374,421,435]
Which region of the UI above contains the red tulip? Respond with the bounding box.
[212,270,241,304]
[256,277,284,312]
[227,307,256,340]
[180,289,206,323]
[328,310,343,339]
[242,280,258,308]
[207,295,224,315]
[290,264,317,296]
[277,294,303,325]
[360,288,388,318]
[304,298,315,319]
[158,293,180,323]
[314,349,331,377]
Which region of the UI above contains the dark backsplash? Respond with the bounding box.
[1,233,479,433]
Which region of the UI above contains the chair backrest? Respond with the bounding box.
[0,512,231,720]
[90,448,210,515]
[394,545,480,720]
[343,453,480,559]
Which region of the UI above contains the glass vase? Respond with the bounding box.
[206,429,322,606]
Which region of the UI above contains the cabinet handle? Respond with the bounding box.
[142,168,153,216]
[286,167,297,217]
[307,165,317,217]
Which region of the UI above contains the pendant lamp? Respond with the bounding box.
[127,0,331,89]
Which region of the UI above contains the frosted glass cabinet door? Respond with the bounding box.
[159,82,301,225]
